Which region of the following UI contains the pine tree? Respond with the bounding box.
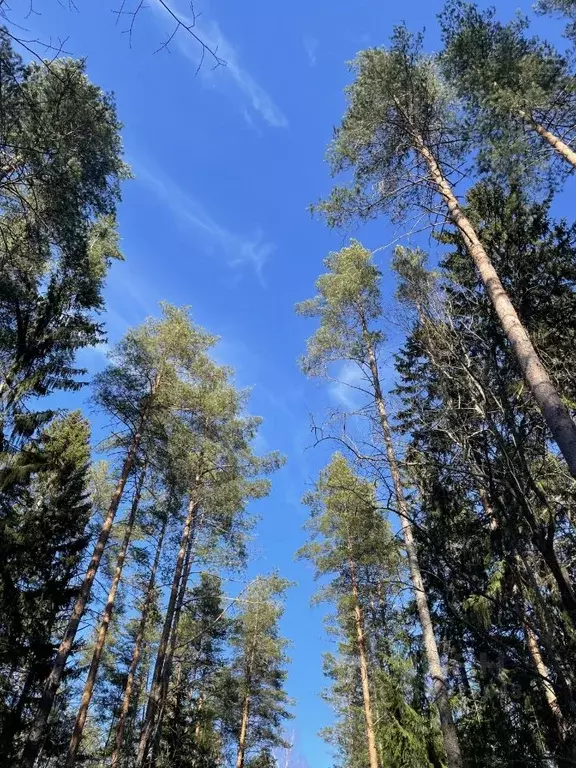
[227,574,292,768]
[156,573,230,768]
[22,305,218,767]
[314,28,576,478]
[440,0,576,172]
[299,454,394,768]
[136,366,282,767]
[392,181,576,762]
[297,241,463,768]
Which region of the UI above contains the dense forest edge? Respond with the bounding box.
[2,0,576,766]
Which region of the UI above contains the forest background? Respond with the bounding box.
[6,0,575,766]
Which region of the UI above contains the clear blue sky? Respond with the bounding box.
[13,1,570,765]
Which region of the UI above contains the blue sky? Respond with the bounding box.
[13,0,572,765]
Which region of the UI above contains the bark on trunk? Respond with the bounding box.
[363,328,463,768]
[414,134,576,479]
[525,623,568,741]
[136,494,199,768]
[235,691,250,768]
[349,553,380,768]
[149,511,198,764]
[111,514,168,768]
[21,404,152,768]
[520,111,576,169]
[66,465,147,766]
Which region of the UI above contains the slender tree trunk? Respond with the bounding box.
[348,552,380,768]
[235,690,250,768]
[111,514,168,768]
[149,510,198,764]
[66,464,147,766]
[236,619,259,768]
[194,693,205,742]
[136,494,200,768]
[363,328,463,768]
[414,133,576,479]
[21,402,153,768]
[518,110,576,168]
[525,622,568,741]
[533,532,576,625]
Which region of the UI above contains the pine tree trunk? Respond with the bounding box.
[136,494,200,768]
[111,514,168,768]
[519,110,576,169]
[363,328,463,768]
[149,511,198,764]
[414,133,576,479]
[66,464,147,766]
[525,622,568,740]
[21,403,152,768]
[236,624,259,768]
[235,691,250,768]
[348,551,380,768]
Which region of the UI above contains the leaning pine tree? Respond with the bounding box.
[315,27,576,479]
[297,241,463,768]
[440,0,576,172]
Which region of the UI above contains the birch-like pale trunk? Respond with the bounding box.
[235,690,251,768]
[362,327,463,768]
[22,394,155,768]
[413,133,576,479]
[66,464,147,766]
[525,622,568,741]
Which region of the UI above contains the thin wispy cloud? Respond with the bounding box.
[329,362,367,410]
[137,162,274,283]
[151,0,288,129]
[303,37,318,67]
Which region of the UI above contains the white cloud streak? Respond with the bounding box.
[137,163,274,283]
[329,362,367,410]
[152,1,288,128]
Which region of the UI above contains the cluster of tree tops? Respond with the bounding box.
[0,31,292,768]
[294,1,576,766]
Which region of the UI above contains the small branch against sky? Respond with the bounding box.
[115,0,226,70]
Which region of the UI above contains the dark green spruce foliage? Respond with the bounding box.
[0,411,92,760]
[393,181,576,765]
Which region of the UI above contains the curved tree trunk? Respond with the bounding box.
[111,513,168,768]
[136,494,199,767]
[66,464,147,766]
[414,134,576,479]
[21,401,153,768]
[363,328,463,768]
